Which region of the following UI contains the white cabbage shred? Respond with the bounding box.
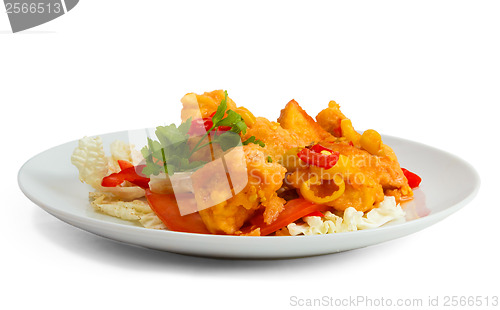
[71,136,146,200]
[89,193,166,230]
[287,196,405,236]
[71,136,108,189]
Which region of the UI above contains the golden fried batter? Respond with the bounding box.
[191,144,286,234]
[315,100,347,138]
[277,99,333,144]
[287,141,410,212]
[242,117,305,162]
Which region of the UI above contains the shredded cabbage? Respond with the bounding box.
[71,136,108,189]
[89,193,166,230]
[287,196,405,236]
[71,136,145,200]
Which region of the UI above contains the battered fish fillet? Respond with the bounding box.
[287,141,411,213]
[284,101,412,213]
[180,90,238,122]
[277,99,333,144]
[191,144,286,235]
[241,117,305,162]
[315,100,347,138]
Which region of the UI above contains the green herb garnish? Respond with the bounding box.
[242,135,265,147]
[141,118,208,176]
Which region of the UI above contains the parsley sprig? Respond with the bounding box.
[141,91,265,176]
[140,119,207,176]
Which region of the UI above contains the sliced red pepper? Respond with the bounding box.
[101,163,150,189]
[209,110,228,118]
[188,117,233,136]
[188,117,214,136]
[249,198,330,236]
[305,211,324,218]
[333,127,342,137]
[333,119,343,137]
[117,159,134,170]
[145,189,210,234]
[310,144,332,153]
[402,168,422,189]
[297,144,340,169]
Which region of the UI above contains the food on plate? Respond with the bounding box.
[71,90,421,236]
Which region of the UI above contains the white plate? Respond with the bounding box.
[18,130,480,259]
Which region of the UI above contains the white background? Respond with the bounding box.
[1,1,498,309]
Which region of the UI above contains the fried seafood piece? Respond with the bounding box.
[180,90,238,122]
[315,100,347,138]
[316,100,398,161]
[277,99,333,144]
[180,89,257,127]
[191,144,287,235]
[287,141,411,213]
[317,100,412,205]
[324,142,408,190]
[241,117,305,161]
[287,100,413,211]
[323,141,411,209]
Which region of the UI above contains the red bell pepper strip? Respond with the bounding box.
[310,144,332,153]
[117,159,134,170]
[401,168,422,188]
[209,110,228,118]
[188,117,232,136]
[188,117,214,136]
[101,162,150,189]
[333,119,343,137]
[297,144,340,169]
[305,211,324,218]
[217,126,232,132]
[145,189,210,234]
[249,198,330,236]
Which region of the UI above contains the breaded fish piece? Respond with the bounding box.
[286,98,412,213]
[323,141,410,211]
[242,117,305,161]
[180,89,238,122]
[315,100,347,138]
[192,144,287,234]
[287,141,410,212]
[277,99,333,144]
